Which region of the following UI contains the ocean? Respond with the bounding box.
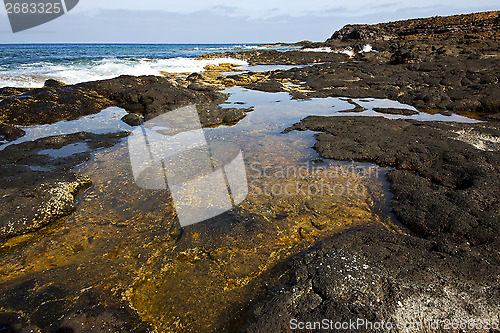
[0,43,297,88]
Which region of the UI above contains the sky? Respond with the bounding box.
[0,0,498,43]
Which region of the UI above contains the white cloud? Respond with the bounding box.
[0,1,498,43]
[74,0,498,18]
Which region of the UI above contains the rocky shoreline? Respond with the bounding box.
[198,12,500,117]
[238,12,500,332]
[0,75,251,141]
[0,74,254,241]
[250,116,500,331]
[0,11,499,333]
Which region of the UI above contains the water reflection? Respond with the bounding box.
[0,87,480,332]
[129,105,248,227]
[0,107,132,151]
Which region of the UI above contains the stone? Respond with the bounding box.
[372,107,419,116]
[121,113,144,126]
[0,122,25,141]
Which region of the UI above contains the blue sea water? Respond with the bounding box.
[0,43,298,88]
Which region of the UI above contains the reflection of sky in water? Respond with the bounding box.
[38,142,89,158]
[220,87,480,127]
[0,86,476,225]
[206,86,481,170]
[1,87,480,152]
[0,70,484,333]
[0,107,133,151]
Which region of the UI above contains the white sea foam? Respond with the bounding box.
[336,44,374,57]
[362,44,373,52]
[301,47,334,53]
[239,45,274,50]
[0,57,248,88]
[300,45,374,56]
[338,49,356,57]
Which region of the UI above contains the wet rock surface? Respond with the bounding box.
[1,10,500,333]
[0,80,114,126]
[0,171,91,241]
[372,107,418,116]
[0,131,129,241]
[0,130,391,333]
[80,75,227,121]
[197,105,251,127]
[0,75,233,136]
[284,116,500,246]
[0,263,151,333]
[243,227,500,332]
[0,122,25,142]
[121,113,144,126]
[246,116,500,331]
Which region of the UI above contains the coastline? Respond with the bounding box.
[0,11,499,332]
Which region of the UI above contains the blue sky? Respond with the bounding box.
[0,0,498,43]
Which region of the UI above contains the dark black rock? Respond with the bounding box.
[121,113,144,126]
[487,113,500,121]
[284,116,500,247]
[328,24,397,42]
[44,79,66,88]
[186,72,204,81]
[0,270,151,332]
[54,310,137,333]
[0,87,30,100]
[0,313,41,333]
[243,227,500,332]
[326,11,500,43]
[205,12,500,115]
[372,107,419,115]
[337,107,365,113]
[338,99,366,113]
[265,52,500,114]
[197,105,249,127]
[0,122,25,141]
[439,110,453,116]
[80,75,226,121]
[244,79,284,93]
[0,75,227,130]
[0,84,114,126]
[200,49,348,66]
[390,48,421,64]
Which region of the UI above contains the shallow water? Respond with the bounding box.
[0,86,481,331]
[221,87,480,123]
[0,107,133,150]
